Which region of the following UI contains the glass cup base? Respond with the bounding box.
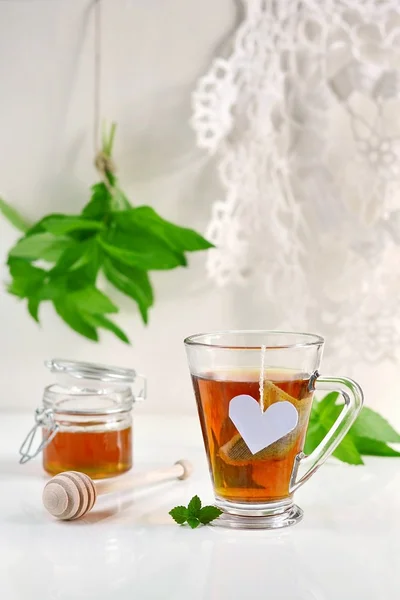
[213,498,303,530]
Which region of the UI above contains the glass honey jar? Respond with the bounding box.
[19,359,146,479]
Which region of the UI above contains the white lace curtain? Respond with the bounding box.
[191,0,400,365]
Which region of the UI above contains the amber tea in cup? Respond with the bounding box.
[193,369,313,503]
[185,331,363,529]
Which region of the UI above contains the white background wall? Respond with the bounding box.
[0,0,399,429]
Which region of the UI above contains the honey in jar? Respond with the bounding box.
[20,359,146,479]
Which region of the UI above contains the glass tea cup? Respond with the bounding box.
[184,331,363,529]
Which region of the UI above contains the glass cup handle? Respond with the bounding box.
[289,374,364,493]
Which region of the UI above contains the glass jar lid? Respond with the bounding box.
[45,358,137,385]
[42,359,146,415]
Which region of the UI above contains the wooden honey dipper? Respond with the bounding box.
[43,459,192,521]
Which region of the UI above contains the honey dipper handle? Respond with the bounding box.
[95,459,193,495]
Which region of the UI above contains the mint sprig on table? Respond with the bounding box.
[305,392,400,465]
[0,124,213,343]
[169,496,222,528]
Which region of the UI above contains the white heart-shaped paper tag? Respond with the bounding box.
[229,395,299,455]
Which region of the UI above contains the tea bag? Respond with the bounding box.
[219,380,310,466]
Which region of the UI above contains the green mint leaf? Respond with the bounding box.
[333,434,364,465]
[24,214,72,237]
[306,395,362,464]
[65,270,95,292]
[308,393,340,429]
[103,258,153,324]
[311,394,342,430]
[50,239,102,289]
[169,506,188,525]
[314,392,340,417]
[188,495,202,517]
[50,243,83,275]
[305,421,364,465]
[7,258,47,298]
[99,231,186,271]
[115,207,214,252]
[82,183,111,220]
[187,517,200,529]
[110,227,187,268]
[111,188,132,212]
[68,286,118,314]
[27,298,40,323]
[319,404,342,431]
[9,233,72,262]
[36,277,67,301]
[198,506,223,524]
[304,422,326,455]
[7,281,23,298]
[83,313,130,344]
[50,239,98,276]
[66,268,97,291]
[53,299,98,341]
[0,197,30,232]
[170,497,221,529]
[353,437,400,457]
[308,402,320,425]
[349,407,400,444]
[43,217,104,236]
[105,258,153,305]
[305,393,400,463]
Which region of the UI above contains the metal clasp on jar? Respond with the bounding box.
[19,407,59,464]
[134,374,146,402]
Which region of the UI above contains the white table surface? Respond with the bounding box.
[1,412,399,600]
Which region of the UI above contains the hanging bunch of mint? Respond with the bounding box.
[305,392,400,465]
[0,124,213,343]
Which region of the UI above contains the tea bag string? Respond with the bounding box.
[259,344,266,413]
